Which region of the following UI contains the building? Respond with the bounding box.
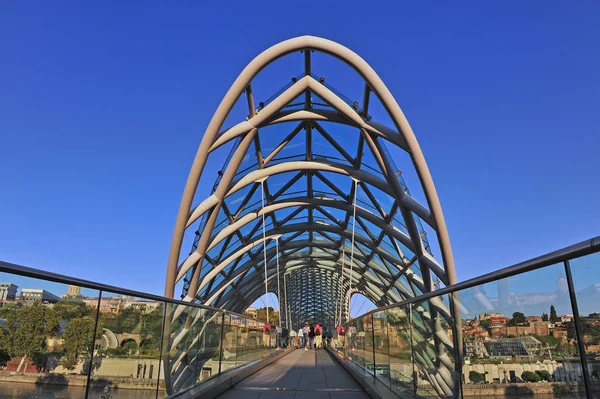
[67,285,81,297]
[479,312,503,321]
[484,336,542,359]
[0,283,18,301]
[245,306,257,319]
[465,338,488,359]
[20,288,60,305]
[488,316,508,329]
[123,300,161,314]
[85,296,126,313]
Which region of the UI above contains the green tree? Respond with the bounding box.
[256,307,279,326]
[0,305,59,372]
[139,307,163,351]
[535,369,552,381]
[550,305,558,323]
[469,371,486,383]
[508,312,528,326]
[123,340,139,355]
[542,313,549,321]
[522,371,541,382]
[54,301,94,320]
[60,316,97,370]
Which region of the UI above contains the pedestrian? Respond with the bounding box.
[299,326,305,349]
[276,325,282,350]
[290,327,297,348]
[263,323,271,348]
[336,324,345,348]
[314,322,323,349]
[282,326,289,348]
[303,322,309,351]
[308,323,315,349]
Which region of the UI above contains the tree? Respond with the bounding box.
[542,313,549,321]
[54,301,94,320]
[550,305,558,323]
[60,316,97,370]
[535,370,552,381]
[139,307,163,352]
[508,312,528,326]
[522,371,541,382]
[123,340,139,355]
[469,371,486,383]
[256,307,279,326]
[0,305,60,372]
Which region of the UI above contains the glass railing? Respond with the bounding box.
[335,236,600,399]
[0,261,279,399]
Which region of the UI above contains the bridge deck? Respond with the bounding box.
[217,349,369,399]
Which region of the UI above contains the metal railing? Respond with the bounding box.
[334,236,600,399]
[0,260,280,399]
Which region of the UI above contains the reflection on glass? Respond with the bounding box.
[410,296,457,398]
[91,292,163,398]
[220,314,237,373]
[373,311,391,386]
[162,303,202,396]
[0,273,100,398]
[570,252,600,395]
[194,309,223,383]
[386,305,415,397]
[459,263,584,396]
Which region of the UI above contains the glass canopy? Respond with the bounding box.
[166,36,456,332]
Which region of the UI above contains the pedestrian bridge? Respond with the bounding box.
[1,35,599,399]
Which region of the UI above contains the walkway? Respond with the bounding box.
[217,349,369,399]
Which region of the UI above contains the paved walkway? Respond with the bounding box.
[217,349,369,399]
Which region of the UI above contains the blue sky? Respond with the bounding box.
[1,2,599,313]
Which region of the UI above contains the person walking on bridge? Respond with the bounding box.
[308,323,315,349]
[303,322,310,351]
[314,322,323,349]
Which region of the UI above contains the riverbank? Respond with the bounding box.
[0,373,165,391]
[462,381,584,396]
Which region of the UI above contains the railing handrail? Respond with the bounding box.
[353,235,600,320]
[0,260,265,325]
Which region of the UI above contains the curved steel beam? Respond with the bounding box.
[166,35,455,298]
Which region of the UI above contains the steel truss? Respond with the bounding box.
[163,36,458,396]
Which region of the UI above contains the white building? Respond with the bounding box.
[0,283,18,301]
[21,288,60,305]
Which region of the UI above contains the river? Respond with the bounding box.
[0,382,164,398]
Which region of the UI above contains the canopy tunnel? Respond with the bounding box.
[163,36,459,397]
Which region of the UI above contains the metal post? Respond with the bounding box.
[155,301,168,399]
[276,237,281,330]
[409,303,418,396]
[85,290,103,399]
[260,180,269,324]
[283,271,289,330]
[564,259,592,399]
[371,313,377,378]
[218,311,226,375]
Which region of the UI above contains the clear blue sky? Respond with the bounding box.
[1,2,599,306]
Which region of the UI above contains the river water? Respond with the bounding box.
[0,382,163,398]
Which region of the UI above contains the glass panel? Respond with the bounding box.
[569,252,600,396]
[362,314,375,375]
[90,292,163,398]
[458,263,583,397]
[348,317,370,374]
[220,314,238,373]
[373,311,391,386]
[387,305,416,397]
[161,303,203,396]
[194,309,223,384]
[0,273,100,398]
[410,295,457,398]
[235,317,256,367]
